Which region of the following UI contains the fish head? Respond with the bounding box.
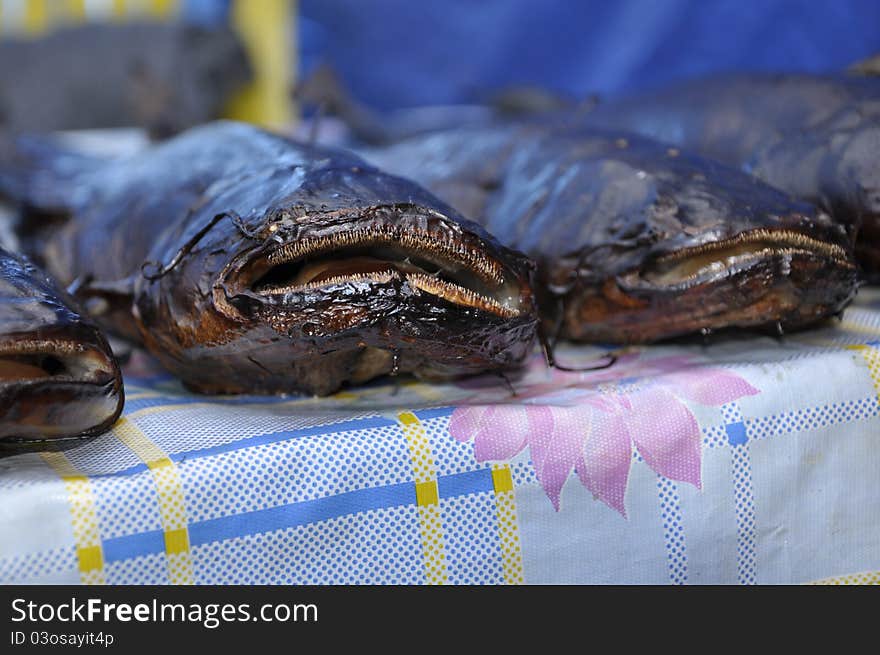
[551,152,860,343]
[133,163,538,395]
[0,252,123,452]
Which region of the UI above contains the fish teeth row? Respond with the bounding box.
[266,227,504,286]
[258,271,397,295]
[0,339,89,355]
[258,269,518,318]
[657,228,851,265]
[406,273,520,318]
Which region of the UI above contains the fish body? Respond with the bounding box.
[0,22,250,137]
[0,248,123,453]
[1,121,537,396]
[583,72,880,269]
[295,64,580,146]
[366,125,859,343]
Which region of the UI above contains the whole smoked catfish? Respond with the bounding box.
[0,121,538,396]
[0,248,123,454]
[365,125,859,343]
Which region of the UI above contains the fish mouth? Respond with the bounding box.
[569,228,857,343]
[0,339,123,444]
[223,226,526,320]
[630,229,854,290]
[192,221,538,395]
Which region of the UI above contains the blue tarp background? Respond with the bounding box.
[298,0,880,111]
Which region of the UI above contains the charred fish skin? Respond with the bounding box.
[584,73,880,166]
[366,125,859,344]
[133,182,538,396]
[583,72,880,270]
[0,249,123,455]
[1,122,538,396]
[745,101,880,271]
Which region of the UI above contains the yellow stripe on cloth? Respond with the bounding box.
[809,571,880,585]
[398,411,449,585]
[41,452,106,585]
[847,345,880,401]
[491,464,524,584]
[113,417,194,584]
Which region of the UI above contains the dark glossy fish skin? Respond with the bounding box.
[583,73,880,270]
[746,101,880,270]
[0,249,123,454]
[1,122,537,396]
[366,125,859,343]
[0,22,250,137]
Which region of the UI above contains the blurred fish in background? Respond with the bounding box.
[0,21,250,138]
[0,0,297,137]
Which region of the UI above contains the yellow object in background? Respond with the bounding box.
[110,0,127,20]
[23,0,47,34]
[0,0,181,31]
[226,0,295,129]
[63,0,87,22]
[147,0,177,19]
[0,0,294,128]
[109,0,179,21]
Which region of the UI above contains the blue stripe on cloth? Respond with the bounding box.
[726,422,748,446]
[189,481,416,545]
[167,415,396,461]
[721,401,758,584]
[731,443,757,585]
[103,530,166,563]
[90,463,150,479]
[97,469,494,561]
[413,407,455,420]
[658,477,688,585]
[438,469,493,498]
[91,416,397,479]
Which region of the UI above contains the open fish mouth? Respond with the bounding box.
[628,229,855,290]
[225,225,526,320]
[0,339,122,443]
[569,228,858,343]
[0,340,116,384]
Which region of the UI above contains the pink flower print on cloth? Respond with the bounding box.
[448,354,759,515]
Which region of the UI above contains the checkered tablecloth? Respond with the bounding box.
[2,290,880,585]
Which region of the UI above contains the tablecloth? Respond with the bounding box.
[2,289,879,585]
